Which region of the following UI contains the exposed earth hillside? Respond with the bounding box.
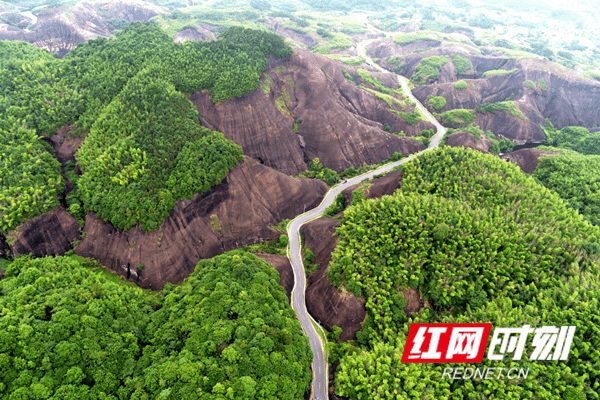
[370,40,600,144]
[191,48,427,175]
[0,0,165,56]
[73,156,327,289]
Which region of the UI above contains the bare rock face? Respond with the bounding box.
[190,49,426,175]
[268,18,317,50]
[342,168,403,205]
[367,38,443,59]
[74,157,328,290]
[500,148,560,174]
[255,253,294,300]
[49,125,84,166]
[302,217,366,341]
[446,131,492,153]
[0,234,9,259]
[365,37,600,144]
[412,59,600,143]
[0,0,166,56]
[10,208,81,258]
[402,288,425,316]
[174,25,215,43]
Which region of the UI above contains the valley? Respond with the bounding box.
[2,0,600,398]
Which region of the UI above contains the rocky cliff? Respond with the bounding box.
[367,38,600,144]
[10,207,81,258]
[303,217,366,342]
[446,131,492,153]
[0,0,165,57]
[74,157,328,289]
[500,148,560,174]
[190,48,427,175]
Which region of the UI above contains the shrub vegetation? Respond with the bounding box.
[410,55,448,85]
[427,95,447,110]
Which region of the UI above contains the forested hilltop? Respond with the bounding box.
[0,23,292,233]
[326,147,599,399]
[0,251,312,398]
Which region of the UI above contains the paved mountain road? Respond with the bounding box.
[287,36,447,400]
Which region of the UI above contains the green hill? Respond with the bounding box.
[0,251,312,398]
[329,147,599,399]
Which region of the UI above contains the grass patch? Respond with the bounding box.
[243,237,288,256]
[393,30,443,45]
[260,74,273,94]
[77,254,157,294]
[342,56,366,65]
[363,87,406,108]
[454,80,467,90]
[271,219,291,233]
[275,88,292,118]
[210,214,222,235]
[343,69,354,83]
[584,70,600,81]
[410,55,448,85]
[476,101,526,120]
[495,47,539,60]
[483,68,518,77]
[437,109,476,126]
[450,54,472,74]
[357,69,397,95]
[313,31,352,54]
[446,124,487,142]
[539,78,547,91]
[396,110,424,125]
[293,118,302,133]
[387,56,404,66]
[523,79,536,90]
[392,63,406,73]
[282,21,309,34]
[412,47,433,54]
[427,95,447,111]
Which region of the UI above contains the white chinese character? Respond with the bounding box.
[530,326,576,361]
[446,327,485,360]
[487,325,535,360]
[408,326,447,360]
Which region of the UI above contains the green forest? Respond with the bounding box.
[327,147,599,399]
[74,70,243,231]
[0,251,312,399]
[0,125,64,233]
[534,152,600,226]
[0,24,292,233]
[543,122,600,155]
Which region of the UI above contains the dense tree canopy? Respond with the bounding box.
[0,124,64,233]
[534,153,600,226]
[0,23,292,233]
[75,70,243,231]
[0,41,54,69]
[0,251,312,399]
[328,147,600,399]
[543,122,600,155]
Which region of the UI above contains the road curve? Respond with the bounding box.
[287,37,447,400]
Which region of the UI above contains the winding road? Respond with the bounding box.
[287,37,447,400]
